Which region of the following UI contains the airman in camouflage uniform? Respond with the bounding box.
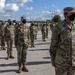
[1,21,6,50]
[0,22,3,50]
[5,19,15,59]
[34,23,38,39]
[30,22,36,47]
[41,23,46,41]
[46,22,49,38]
[49,7,75,75]
[15,16,30,73]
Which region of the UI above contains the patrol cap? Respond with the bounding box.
[8,19,13,22]
[64,7,75,13]
[21,16,26,20]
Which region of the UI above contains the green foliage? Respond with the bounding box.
[52,15,61,22]
[13,20,16,23]
[46,20,51,23]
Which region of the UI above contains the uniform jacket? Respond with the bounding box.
[15,23,30,46]
[30,25,36,36]
[50,20,75,68]
[5,24,15,41]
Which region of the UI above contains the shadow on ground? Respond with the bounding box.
[0,61,51,67]
[29,48,49,51]
[43,57,51,59]
[0,63,18,67]
[34,42,50,45]
[26,61,51,65]
[0,70,18,73]
[0,57,6,59]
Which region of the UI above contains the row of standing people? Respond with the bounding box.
[0,17,50,73]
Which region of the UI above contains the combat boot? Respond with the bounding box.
[18,64,23,73]
[6,53,10,60]
[43,40,46,42]
[33,45,35,47]
[46,36,48,38]
[3,47,6,50]
[22,66,29,72]
[10,53,14,59]
[22,63,29,72]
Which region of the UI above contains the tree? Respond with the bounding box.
[13,20,16,23]
[46,20,52,23]
[52,15,61,22]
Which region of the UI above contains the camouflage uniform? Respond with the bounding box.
[15,16,29,73]
[50,22,56,32]
[30,22,36,47]
[1,21,6,50]
[46,23,49,38]
[34,23,38,39]
[5,20,15,59]
[41,23,46,41]
[0,22,2,48]
[49,7,75,75]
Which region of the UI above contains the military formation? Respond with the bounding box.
[0,16,51,73]
[0,6,75,75]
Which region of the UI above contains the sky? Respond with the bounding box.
[0,0,75,21]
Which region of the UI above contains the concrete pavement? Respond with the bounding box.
[0,30,55,75]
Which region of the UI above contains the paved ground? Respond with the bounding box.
[0,30,55,75]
